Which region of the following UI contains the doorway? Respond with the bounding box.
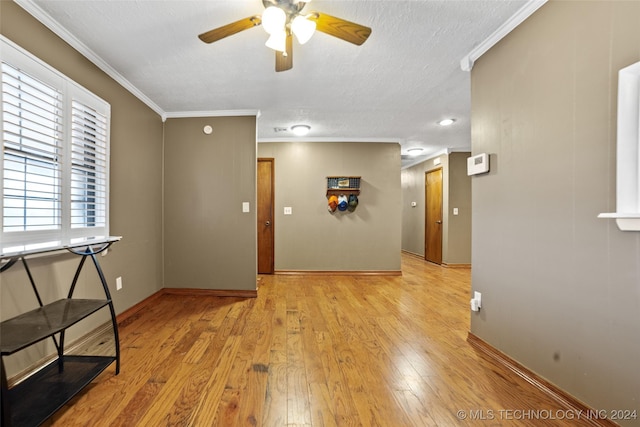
[425,168,443,264]
[257,158,275,274]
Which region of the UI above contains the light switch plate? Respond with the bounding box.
[242,202,250,213]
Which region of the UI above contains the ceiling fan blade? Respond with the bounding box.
[198,16,262,43]
[275,32,293,72]
[309,12,371,46]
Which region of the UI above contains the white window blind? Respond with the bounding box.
[2,62,63,234]
[1,37,110,248]
[71,100,108,230]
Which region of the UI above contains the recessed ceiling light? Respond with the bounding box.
[438,118,456,126]
[291,124,310,136]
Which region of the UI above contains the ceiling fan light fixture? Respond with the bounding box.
[291,15,316,44]
[262,6,286,35]
[197,1,372,71]
[291,125,311,136]
[265,30,287,52]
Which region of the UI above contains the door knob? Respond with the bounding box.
[436,220,442,224]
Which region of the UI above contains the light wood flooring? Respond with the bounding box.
[44,253,588,426]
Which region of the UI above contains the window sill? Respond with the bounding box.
[1,236,122,259]
[597,213,640,231]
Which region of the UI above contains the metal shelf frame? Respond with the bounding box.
[1,237,121,427]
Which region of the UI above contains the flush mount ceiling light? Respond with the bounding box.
[291,125,311,136]
[407,147,424,156]
[438,118,456,126]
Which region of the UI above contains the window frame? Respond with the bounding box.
[1,36,111,248]
[598,61,640,231]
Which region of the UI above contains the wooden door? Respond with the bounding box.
[425,168,443,264]
[257,158,274,274]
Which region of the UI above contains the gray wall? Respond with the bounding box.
[1,2,164,375]
[470,0,640,421]
[164,116,257,290]
[401,152,471,264]
[258,142,401,272]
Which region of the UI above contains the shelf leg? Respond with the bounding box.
[21,257,44,308]
[89,254,121,375]
[67,256,88,299]
[22,257,61,354]
[1,360,10,426]
[58,331,66,373]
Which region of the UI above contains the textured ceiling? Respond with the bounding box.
[22,0,528,167]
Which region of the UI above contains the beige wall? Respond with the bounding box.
[401,152,471,264]
[1,3,258,378]
[258,142,401,272]
[471,0,640,421]
[163,116,257,290]
[1,2,164,375]
[447,153,472,264]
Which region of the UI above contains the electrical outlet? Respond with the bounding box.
[116,276,123,290]
[471,291,482,312]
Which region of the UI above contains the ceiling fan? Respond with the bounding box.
[198,0,372,72]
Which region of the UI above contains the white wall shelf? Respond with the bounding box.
[598,61,640,231]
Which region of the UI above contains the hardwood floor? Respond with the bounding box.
[44,254,589,426]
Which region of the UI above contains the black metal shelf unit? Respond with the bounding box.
[1,237,121,427]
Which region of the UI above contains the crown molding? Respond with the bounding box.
[460,0,547,71]
[14,0,166,118]
[164,110,260,119]
[257,137,401,144]
[401,147,471,170]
